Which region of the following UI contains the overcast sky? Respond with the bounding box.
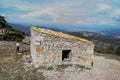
[0,0,120,30]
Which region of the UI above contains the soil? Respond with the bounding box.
[43,56,120,80]
[0,41,120,80]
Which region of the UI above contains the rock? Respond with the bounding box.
[18,53,22,55]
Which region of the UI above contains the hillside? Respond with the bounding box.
[1,19,120,80]
[9,23,68,35]
[68,31,120,45]
[8,23,120,55]
[8,23,120,45]
[100,29,120,39]
[68,31,120,56]
[0,41,120,80]
[0,15,26,42]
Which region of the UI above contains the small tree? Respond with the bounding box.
[106,44,116,54]
[116,46,120,55]
[0,15,7,29]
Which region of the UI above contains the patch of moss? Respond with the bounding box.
[56,64,72,71]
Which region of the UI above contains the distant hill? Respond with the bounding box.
[8,23,120,45]
[9,23,30,35]
[9,23,67,35]
[68,31,120,45]
[100,29,120,39]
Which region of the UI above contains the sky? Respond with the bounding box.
[0,0,120,31]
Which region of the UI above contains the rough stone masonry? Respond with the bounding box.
[30,26,94,68]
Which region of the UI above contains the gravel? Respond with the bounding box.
[43,56,120,80]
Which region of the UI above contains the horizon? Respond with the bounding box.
[0,0,120,31]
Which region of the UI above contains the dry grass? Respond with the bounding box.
[95,52,120,61]
[0,41,47,80]
[0,53,47,80]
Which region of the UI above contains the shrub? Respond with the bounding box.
[3,32,25,41]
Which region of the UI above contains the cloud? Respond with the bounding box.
[21,9,60,18]
[100,21,110,24]
[0,13,6,16]
[77,20,85,24]
[111,9,120,22]
[0,0,97,25]
[1,0,120,26]
[20,7,61,23]
[97,3,111,13]
[19,0,99,25]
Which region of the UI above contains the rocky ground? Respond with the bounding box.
[0,41,30,53]
[0,41,120,80]
[42,56,120,80]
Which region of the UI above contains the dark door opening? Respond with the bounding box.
[62,50,71,61]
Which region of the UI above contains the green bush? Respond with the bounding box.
[95,44,118,55]
[0,15,26,42]
[2,32,25,41]
[116,46,120,55]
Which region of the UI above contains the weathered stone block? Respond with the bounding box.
[56,52,62,57]
[36,46,42,53]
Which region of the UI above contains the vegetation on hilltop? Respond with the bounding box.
[0,15,26,41]
[95,44,120,55]
[69,31,120,45]
[69,31,120,56]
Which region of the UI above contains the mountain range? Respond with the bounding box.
[9,23,120,45]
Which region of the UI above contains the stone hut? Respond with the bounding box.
[30,26,94,67]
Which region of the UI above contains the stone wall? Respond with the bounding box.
[31,27,94,67]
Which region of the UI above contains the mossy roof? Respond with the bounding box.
[31,26,93,44]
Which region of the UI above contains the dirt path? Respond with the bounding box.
[44,56,120,80]
[93,56,120,80]
[84,56,120,80]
